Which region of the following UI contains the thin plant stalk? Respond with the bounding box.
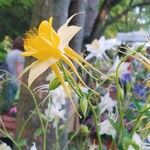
[131,106,150,137]
[55,123,60,150]
[87,99,102,150]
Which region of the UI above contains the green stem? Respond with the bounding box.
[21,83,46,149]
[55,123,60,150]
[115,69,124,140]
[43,121,48,150]
[131,106,150,137]
[63,127,80,150]
[0,129,21,150]
[88,99,102,150]
[115,51,135,140]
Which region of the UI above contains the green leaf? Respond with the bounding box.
[18,138,27,147]
[80,97,88,117]
[109,118,119,132]
[80,124,90,135]
[123,137,140,150]
[49,77,61,91]
[35,128,43,136]
[133,100,142,112]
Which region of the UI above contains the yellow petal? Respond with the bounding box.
[38,19,60,48]
[18,61,39,79]
[49,17,60,47]
[65,46,112,80]
[28,59,57,87]
[38,20,51,40]
[57,13,83,50]
[21,50,37,56]
[66,53,97,80]
[50,64,70,96]
[60,54,98,95]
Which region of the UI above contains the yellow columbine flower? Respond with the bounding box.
[20,13,103,96]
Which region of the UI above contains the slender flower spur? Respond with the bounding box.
[20,13,103,96]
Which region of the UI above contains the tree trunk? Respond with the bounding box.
[31,0,71,29]
[68,0,87,53]
[84,0,99,44]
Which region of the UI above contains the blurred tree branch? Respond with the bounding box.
[89,0,122,41]
[89,0,150,41]
[106,1,150,26]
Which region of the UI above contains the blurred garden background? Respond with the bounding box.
[0,0,150,150]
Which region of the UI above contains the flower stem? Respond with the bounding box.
[131,106,150,137]
[55,124,60,150]
[87,99,102,150]
[43,121,48,150]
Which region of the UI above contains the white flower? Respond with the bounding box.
[128,133,150,150]
[50,85,67,105]
[89,142,98,150]
[34,83,67,104]
[99,112,117,139]
[109,56,130,77]
[45,101,66,127]
[99,118,116,139]
[0,143,12,150]
[45,72,56,81]
[85,38,110,60]
[99,93,117,114]
[85,37,120,60]
[44,86,67,127]
[30,142,37,150]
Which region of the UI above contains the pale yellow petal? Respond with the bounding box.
[61,12,84,27]
[18,61,39,79]
[57,13,83,50]
[28,59,57,87]
[58,26,81,51]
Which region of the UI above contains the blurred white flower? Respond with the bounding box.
[0,143,12,150]
[99,120,116,139]
[99,93,117,114]
[85,37,120,60]
[45,101,66,127]
[45,72,56,81]
[89,142,98,150]
[30,142,37,150]
[99,113,117,139]
[50,85,67,105]
[85,38,109,60]
[109,56,130,77]
[128,133,150,150]
[44,85,66,127]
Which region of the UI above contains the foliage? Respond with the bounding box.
[0,36,12,61]
[104,0,150,37]
[0,0,35,40]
